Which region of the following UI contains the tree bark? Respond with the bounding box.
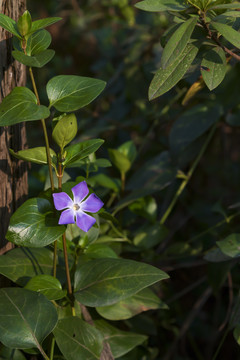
[0,0,28,255]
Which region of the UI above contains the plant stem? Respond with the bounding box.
[211,328,229,360]
[58,162,74,314]
[160,125,216,225]
[28,67,55,192]
[28,67,57,277]
[49,337,55,360]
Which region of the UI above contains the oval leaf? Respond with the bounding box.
[26,29,52,55]
[135,0,188,12]
[25,274,67,300]
[149,43,199,100]
[201,47,227,90]
[216,233,240,258]
[95,319,147,358]
[0,288,58,349]
[9,147,57,165]
[211,21,240,49]
[108,149,131,174]
[0,247,55,286]
[47,75,106,112]
[12,49,55,68]
[74,258,169,307]
[0,87,50,126]
[63,139,104,166]
[0,13,21,38]
[52,113,78,150]
[96,288,168,320]
[53,316,103,360]
[161,17,198,69]
[6,198,65,247]
[30,17,62,33]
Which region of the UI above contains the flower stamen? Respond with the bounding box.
[73,204,80,211]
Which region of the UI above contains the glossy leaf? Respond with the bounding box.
[9,147,57,165]
[0,345,26,360]
[216,234,240,258]
[149,43,199,100]
[63,139,104,166]
[169,104,221,155]
[208,3,240,10]
[47,75,106,112]
[0,13,21,38]
[96,288,168,320]
[30,17,62,33]
[133,224,168,249]
[0,288,58,349]
[6,198,65,247]
[74,258,169,307]
[25,274,67,300]
[201,47,227,90]
[26,29,52,55]
[211,21,240,49]
[52,113,78,150]
[0,247,54,286]
[12,49,55,68]
[118,140,137,163]
[95,320,147,358]
[135,0,188,12]
[0,87,50,126]
[53,316,103,360]
[84,244,118,259]
[161,17,198,69]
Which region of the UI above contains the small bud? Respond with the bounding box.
[17,10,32,37]
[52,113,78,151]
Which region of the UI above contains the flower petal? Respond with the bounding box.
[76,211,96,232]
[59,209,75,225]
[71,181,89,204]
[53,192,73,210]
[81,193,104,213]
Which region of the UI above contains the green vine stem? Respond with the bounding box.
[58,162,75,316]
[28,67,58,278]
[159,124,217,225]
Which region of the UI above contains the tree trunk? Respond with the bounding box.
[0,0,28,255]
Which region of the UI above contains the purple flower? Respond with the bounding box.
[53,181,104,232]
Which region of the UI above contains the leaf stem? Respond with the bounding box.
[49,337,55,360]
[159,124,216,225]
[211,328,229,360]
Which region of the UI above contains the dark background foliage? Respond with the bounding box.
[17,0,240,358]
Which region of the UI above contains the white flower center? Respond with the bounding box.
[73,203,80,211]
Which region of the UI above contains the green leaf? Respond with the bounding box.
[0,247,55,286]
[17,10,32,36]
[135,0,188,12]
[216,233,240,258]
[0,87,50,126]
[53,316,103,360]
[30,17,62,33]
[208,2,240,10]
[9,147,57,165]
[6,198,65,247]
[204,248,232,262]
[25,274,67,300]
[47,75,106,112]
[74,258,169,307]
[12,49,55,68]
[95,320,147,358]
[84,244,118,259]
[169,104,221,155]
[201,47,227,90]
[118,140,137,163]
[52,113,78,150]
[211,21,240,49]
[63,139,104,166]
[0,13,21,38]
[133,224,168,249]
[108,149,131,174]
[149,43,199,100]
[161,17,198,69]
[26,29,52,55]
[96,288,168,320]
[0,288,58,349]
